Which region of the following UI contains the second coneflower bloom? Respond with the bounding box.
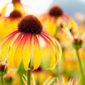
[39,6,63,36]
[0,10,22,41]
[0,0,27,41]
[0,15,62,71]
[39,6,78,37]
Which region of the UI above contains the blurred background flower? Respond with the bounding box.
[0,0,27,41]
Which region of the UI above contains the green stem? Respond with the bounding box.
[27,69,31,85]
[76,49,85,85]
[6,81,12,85]
[5,78,12,85]
[0,72,4,85]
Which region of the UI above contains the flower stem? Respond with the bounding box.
[27,63,31,85]
[27,69,31,85]
[6,80,12,85]
[76,49,85,85]
[0,72,4,85]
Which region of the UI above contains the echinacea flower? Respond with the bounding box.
[0,0,27,41]
[0,10,22,41]
[39,6,78,37]
[39,6,63,36]
[0,15,62,71]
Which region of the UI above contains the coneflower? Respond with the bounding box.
[0,15,62,85]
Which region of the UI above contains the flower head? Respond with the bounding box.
[0,0,28,41]
[49,6,63,18]
[39,6,64,36]
[39,6,78,37]
[0,10,22,41]
[18,15,42,34]
[0,15,62,71]
[73,38,82,50]
[9,10,22,18]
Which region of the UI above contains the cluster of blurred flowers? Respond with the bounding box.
[0,0,85,85]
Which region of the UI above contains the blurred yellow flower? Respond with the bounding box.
[0,15,62,71]
[0,0,27,41]
[64,59,79,72]
[0,11,22,41]
[39,6,63,36]
[39,6,78,37]
[64,48,77,60]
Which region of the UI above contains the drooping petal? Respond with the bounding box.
[32,35,41,70]
[41,34,55,69]
[41,32,62,69]
[39,35,51,69]
[22,34,31,70]
[49,37,62,69]
[13,34,26,68]
[8,33,24,68]
[0,31,18,61]
[46,33,62,66]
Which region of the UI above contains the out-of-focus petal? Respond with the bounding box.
[42,32,62,69]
